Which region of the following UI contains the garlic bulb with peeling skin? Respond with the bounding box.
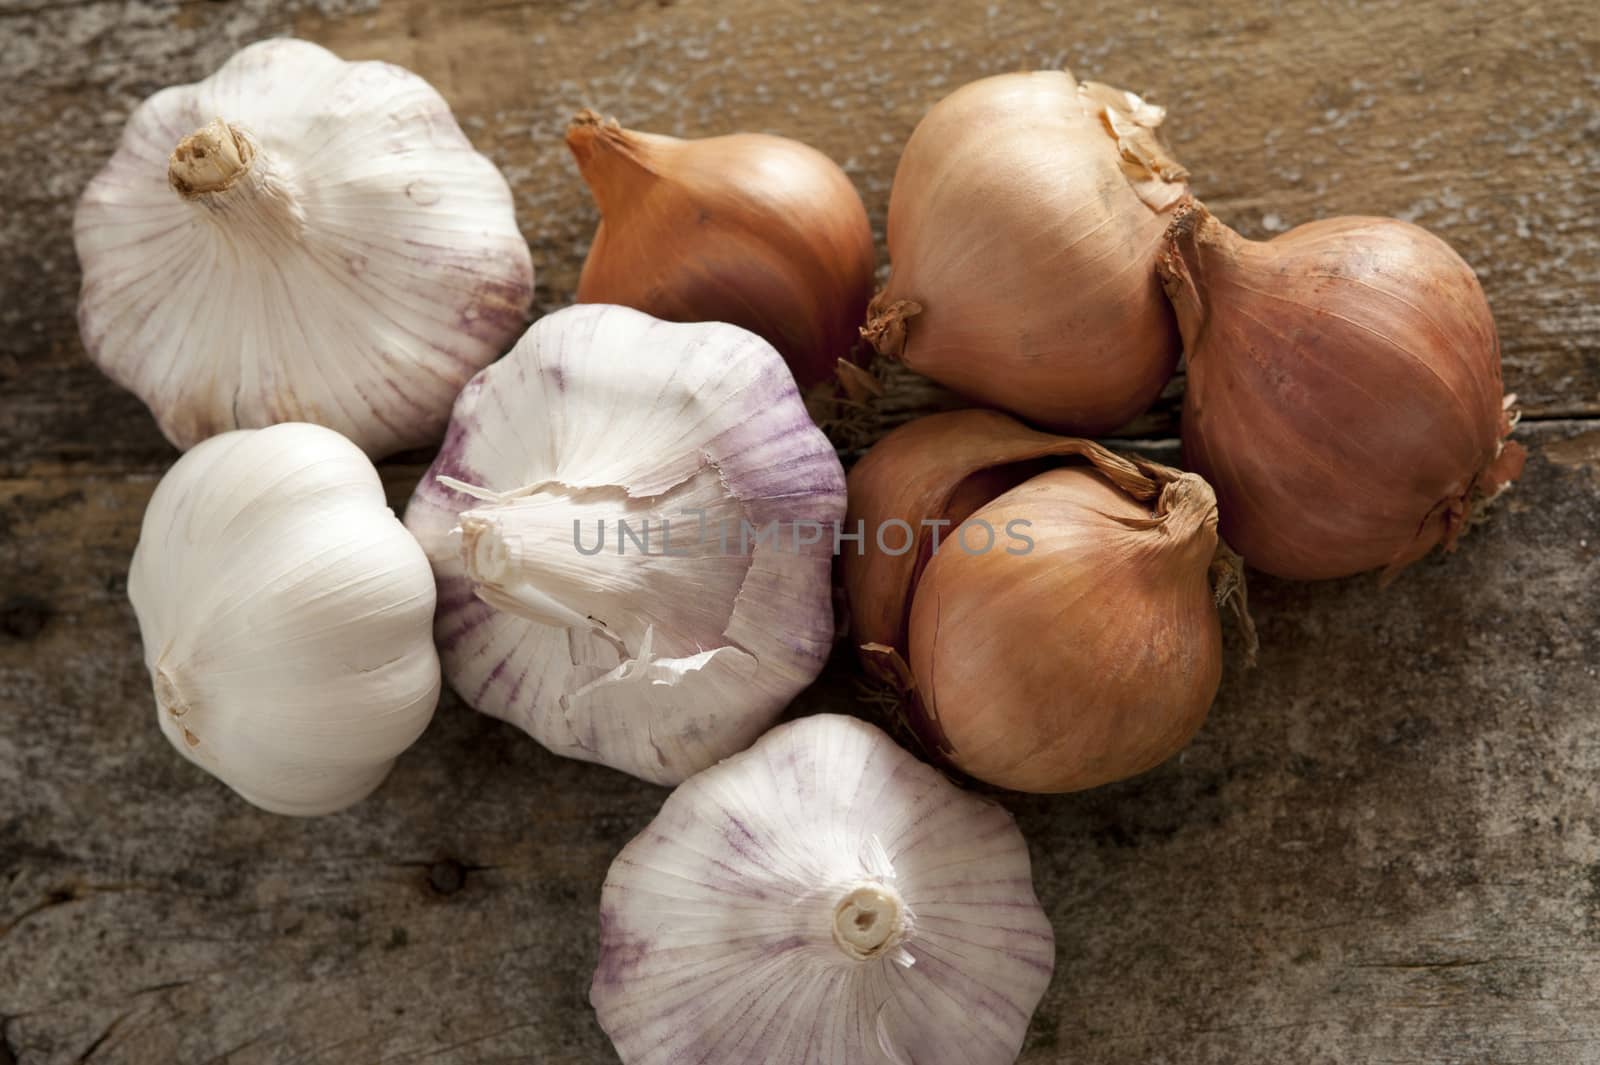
[74,38,535,458]
[404,304,845,785]
[592,714,1055,1065]
[129,422,440,816]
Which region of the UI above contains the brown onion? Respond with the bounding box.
[863,71,1189,434]
[566,111,875,388]
[842,409,1252,793]
[1157,200,1526,581]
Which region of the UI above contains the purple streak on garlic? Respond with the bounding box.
[592,714,1056,1064]
[73,38,534,458]
[403,304,846,785]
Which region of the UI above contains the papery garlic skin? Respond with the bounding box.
[865,70,1188,434]
[74,38,535,458]
[1159,201,1525,581]
[128,422,441,816]
[592,714,1055,1065]
[404,304,845,785]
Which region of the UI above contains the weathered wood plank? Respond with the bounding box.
[3,0,1599,1063]
[2,423,1597,1064]
[2,0,1597,473]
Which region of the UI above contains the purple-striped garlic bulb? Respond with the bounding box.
[404,304,845,785]
[592,714,1056,1064]
[74,38,534,458]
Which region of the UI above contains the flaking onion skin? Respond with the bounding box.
[1159,200,1526,581]
[567,111,875,388]
[864,71,1188,434]
[842,409,1251,791]
[908,468,1224,793]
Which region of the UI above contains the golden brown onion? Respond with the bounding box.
[1157,200,1526,582]
[863,72,1189,434]
[842,409,1252,793]
[567,111,875,388]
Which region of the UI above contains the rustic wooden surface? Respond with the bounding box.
[2,1,1598,1062]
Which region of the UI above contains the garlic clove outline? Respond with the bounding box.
[128,422,441,816]
[591,713,1056,1065]
[404,304,846,786]
[74,38,535,458]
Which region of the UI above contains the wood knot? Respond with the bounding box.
[427,859,466,896]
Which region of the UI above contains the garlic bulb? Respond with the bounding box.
[404,304,845,785]
[129,422,440,816]
[74,38,535,458]
[592,714,1055,1065]
[567,111,875,388]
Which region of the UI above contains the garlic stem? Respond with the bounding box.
[453,470,748,660]
[168,119,306,237]
[832,882,907,961]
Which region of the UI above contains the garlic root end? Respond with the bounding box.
[832,882,907,961]
[169,118,254,198]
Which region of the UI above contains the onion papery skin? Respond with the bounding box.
[842,409,1246,792]
[568,112,876,388]
[864,71,1189,434]
[909,468,1224,792]
[1158,200,1527,581]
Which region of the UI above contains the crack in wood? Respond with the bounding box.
[72,1011,130,1065]
[0,885,80,939]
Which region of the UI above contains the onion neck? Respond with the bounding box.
[565,110,662,217]
[169,119,306,241]
[1157,199,1247,352]
[1154,473,1220,552]
[831,881,908,962]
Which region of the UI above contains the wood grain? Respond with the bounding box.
[2,1,1597,1063]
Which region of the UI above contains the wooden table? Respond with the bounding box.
[3,1,1597,1062]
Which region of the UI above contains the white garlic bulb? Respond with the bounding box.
[404,304,845,785]
[74,38,535,458]
[592,714,1056,1064]
[129,422,441,815]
